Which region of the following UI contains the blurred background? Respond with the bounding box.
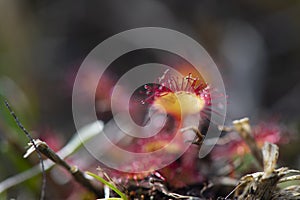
[0,1,300,199]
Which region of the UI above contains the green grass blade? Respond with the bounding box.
[86,171,127,200]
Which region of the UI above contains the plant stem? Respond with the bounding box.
[233,118,263,169]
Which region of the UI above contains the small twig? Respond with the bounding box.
[180,126,205,145]
[3,100,46,200]
[0,120,104,193]
[26,139,103,197]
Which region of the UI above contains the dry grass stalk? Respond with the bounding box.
[225,142,300,200]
